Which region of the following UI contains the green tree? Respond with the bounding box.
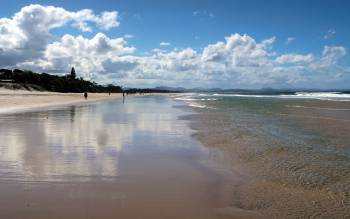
[70,67,76,79]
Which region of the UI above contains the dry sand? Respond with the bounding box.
[0,88,125,114]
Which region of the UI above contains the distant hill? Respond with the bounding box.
[153,86,186,92]
[3,69,347,94]
[124,87,181,94]
[149,86,350,94]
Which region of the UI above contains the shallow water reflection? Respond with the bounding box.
[0,96,245,219]
[0,96,200,181]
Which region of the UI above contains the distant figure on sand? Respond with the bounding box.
[84,92,88,100]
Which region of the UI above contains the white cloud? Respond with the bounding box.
[286,37,295,44]
[152,48,166,53]
[160,42,171,46]
[324,29,336,39]
[226,34,273,67]
[19,33,135,79]
[0,4,119,67]
[201,41,227,62]
[193,10,215,18]
[124,34,134,39]
[275,53,314,64]
[0,5,349,89]
[318,46,347,68]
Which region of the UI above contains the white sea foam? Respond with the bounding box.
[199,98,217,101]
[282,92,350,101]
[212,92,350,101]
[173,93,216,109]
[213,93,273,98]
[294,92,350,98]
[189,103,207,108]
[174,91,350,105]
[286,105,350,111]
[174,97,197,101]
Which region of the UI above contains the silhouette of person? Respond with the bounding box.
[84,92,88,99]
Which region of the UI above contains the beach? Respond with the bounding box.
[177,93,350,218]
[0,0,349,218]
[1,90,350,218]
[0,93,264,219]
[0,88,124,114]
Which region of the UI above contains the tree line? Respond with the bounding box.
[0,68,123,93]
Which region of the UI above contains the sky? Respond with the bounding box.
[0,0,349,89]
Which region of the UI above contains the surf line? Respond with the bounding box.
[286,105,350,111]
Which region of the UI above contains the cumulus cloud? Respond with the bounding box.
[0,4,119,67]
[321,46,346,64]
[275,53,314,64]
[0,4,349,88]
[20,33,135,79]
[201,42,227,62]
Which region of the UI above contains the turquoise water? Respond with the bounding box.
[174,92,350,217]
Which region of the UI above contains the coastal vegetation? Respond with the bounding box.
[0,68,123,93]
[0,68,177,93]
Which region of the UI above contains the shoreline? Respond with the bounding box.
[0,89,124,114]
[0,94,262,219]
[174,94,350,218]
[0,88,172,114]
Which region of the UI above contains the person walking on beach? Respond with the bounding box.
[84,92,88,100]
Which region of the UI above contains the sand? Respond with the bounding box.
[0,88,126,114]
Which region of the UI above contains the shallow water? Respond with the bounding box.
[176,93,350,218]
[0,96,259,219]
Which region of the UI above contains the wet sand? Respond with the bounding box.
[0,88,124,114]
[181,95,350,218]
[0,95,262,219]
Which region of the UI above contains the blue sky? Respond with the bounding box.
[2,0,348,53]
[0,0,349,88]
